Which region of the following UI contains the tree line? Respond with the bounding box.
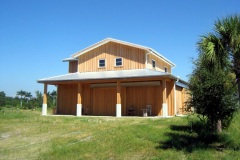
[0,90,57,109]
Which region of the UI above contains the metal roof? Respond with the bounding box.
[37,69,178,83]
[176,81,189,88]
[70,38,176,67]
[62,57,78,62]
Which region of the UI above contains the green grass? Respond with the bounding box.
[0,107,239,160]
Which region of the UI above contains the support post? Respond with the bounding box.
[77,83,82,116]
[42,83,48,115]
[162,79,168,117]
[116,81,121,117]
[174,82,177,116]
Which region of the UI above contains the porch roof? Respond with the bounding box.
[37,69,178,83]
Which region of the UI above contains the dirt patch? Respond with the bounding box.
[0,133,11,140]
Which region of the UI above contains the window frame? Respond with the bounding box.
[164,66,168,73]
[115,57,123,67]
[98,59,106,68]
[152,59,156,69]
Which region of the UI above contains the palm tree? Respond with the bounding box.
[198,15,240,99]
[16,90,26,107]
[25,92,32,107]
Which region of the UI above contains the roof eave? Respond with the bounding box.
[62,57,78,62]
[148,48,176,67]
[37,73,178,84]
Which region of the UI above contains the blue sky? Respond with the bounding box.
[0,0,239,97]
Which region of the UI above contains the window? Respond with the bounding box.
[98,59,105,68]
[164,66,168,73]
[115,57,123,66]
[152,60,156,68]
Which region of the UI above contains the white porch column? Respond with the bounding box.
[42,83,48,115]
[77,104,82,116]
[76,83,82,117]
[116,81,121,117]
[162,79,168,117]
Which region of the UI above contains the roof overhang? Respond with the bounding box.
[62,57,78,62]
[176,78,189,88]
[37,69,178,84]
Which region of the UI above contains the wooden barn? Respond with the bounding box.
[38,38,188,117]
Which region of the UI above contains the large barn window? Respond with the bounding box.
[98,59,106,68]
[115,57,123,67]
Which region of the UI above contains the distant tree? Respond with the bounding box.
[25,92,32,108]
[16,90,26,107]
[0,91,6,106]
[47,90,57,108]
[5,96,19,107]
[34,90,43,108]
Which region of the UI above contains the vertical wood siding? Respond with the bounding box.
[69,61,78,73]
[57,84,77,115]
[56,81,176,116]
[176,86,183,114]
[147,54,172,73]
[175,87,189,114]
[166,81,175,116]
[78,42,146,72]
[57,84,91,115]
[126,86,162,116]
[92,87,116,116]
[82,84,91,114]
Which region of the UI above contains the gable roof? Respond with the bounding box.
[67,38,176,67]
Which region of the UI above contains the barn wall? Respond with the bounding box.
[176,86,183,114]
[126,85,162,116]
[175,86,189,114]
[69,61,78,73]
[92,87,116,116]
[147,54,172,73]
[78,42,146,72]
[166,81,175,116]
[56,80,176,116]
[57,84,77,115]
[57,83,91,115]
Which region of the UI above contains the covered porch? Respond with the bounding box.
[38,69,178,117]
[40,79,175,117]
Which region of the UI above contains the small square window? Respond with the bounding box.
[164,67,168,73]
[152,60,156,68]
[115,58,122,66]
[99,59,105,68]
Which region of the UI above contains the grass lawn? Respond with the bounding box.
[0,108,239,160]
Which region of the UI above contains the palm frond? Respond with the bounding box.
[197,33,227,70]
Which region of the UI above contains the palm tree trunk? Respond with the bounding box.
[216,120,222,133]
